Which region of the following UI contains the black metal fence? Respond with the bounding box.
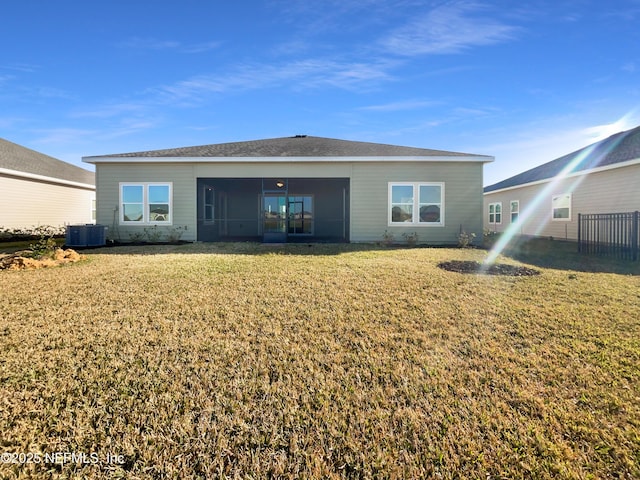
[578,211,639,261]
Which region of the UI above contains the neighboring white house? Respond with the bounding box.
[0,138,96,230]
[483,126,640,241]
[83,135,493,244]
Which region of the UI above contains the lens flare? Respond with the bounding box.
[483,128,632,266]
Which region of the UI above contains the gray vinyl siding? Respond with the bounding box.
[350,162,484,244]
[96,160,486,244]
[95,163,197,242]
[0,175,95,229]
[483,162,640,241]
[193,162,352,178]
[96,162,352,242]
[575,163,640,213]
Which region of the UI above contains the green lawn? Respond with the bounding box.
[0,243,638,479]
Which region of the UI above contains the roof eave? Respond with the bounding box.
[0,167,95,190]
[484,157,640,194]
[83,155,494,164]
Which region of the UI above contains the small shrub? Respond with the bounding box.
[457,230,476,248]
[28,232,59,259]
[144,225,163,243]
[382,230,395,246]
[483,229,500,248]
[167,226,185,243]
[129,231,146,243]
[402,231,419,246]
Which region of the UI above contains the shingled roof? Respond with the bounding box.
[0,137,94,186]
[484,125,640,193]
[84,135,491,160]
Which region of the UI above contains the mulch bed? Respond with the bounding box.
[438,260,541,276]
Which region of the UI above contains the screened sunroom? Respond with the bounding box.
[196,177,350,242]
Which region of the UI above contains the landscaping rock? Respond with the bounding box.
[0,248,84,270]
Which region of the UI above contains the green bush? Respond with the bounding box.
[28,229,59,259]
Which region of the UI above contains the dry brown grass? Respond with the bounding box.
[0,243,638,479]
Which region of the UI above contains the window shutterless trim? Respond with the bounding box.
[488,202,502,225]
[551,193,572,221]
[388,182,445,227]
[119,182,173,225]
[510,200,519,223]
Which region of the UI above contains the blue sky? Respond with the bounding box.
[2,0,640,186]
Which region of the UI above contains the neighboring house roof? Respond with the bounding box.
[484,125,640,193]
[83,135,493,163]
[0,137,95,187]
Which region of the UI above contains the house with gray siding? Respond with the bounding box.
[0,138,95,230]
[83,135,493,244]
[483,126,640,241]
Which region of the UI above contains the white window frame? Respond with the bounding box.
[119,182,173,225]
[388,182,445,227]
[488,202,502,225]
[510,200,519,223]
[203,185,215,224]
[552,194,571,221]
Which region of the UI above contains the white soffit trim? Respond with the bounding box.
[483,157,640,195]
[0,167,95,190]
[83,155,494,164]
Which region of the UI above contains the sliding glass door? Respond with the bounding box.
[262,195,287,242]
[262,194,313,241]
[288,196,313,235]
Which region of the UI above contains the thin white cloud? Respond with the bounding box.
[32,117,160,147]
[306,60,394,89]
[604,4,640,21]
[381,1,519,56]
[118,37,181,50]
[0,74,14,85]
[367,103,500,139]
[152,58,395,105]
[481,111,640,185]
[1,63,39,73]
[0,83,75,101]
[117,37,220,53]
[99,120,159,140]
[360,99,441,112]
[272,0,395,35]
[182,41,222,54]
[0,116,26,129]
[31,128,98,146]
[270,39,314,58]
[71,102,149,119]
[452,106,496,117]
[582,113,639,142]
[30,86,76,100]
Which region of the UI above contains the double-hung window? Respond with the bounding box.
[510,200,519,223]
[389,183,444,226]
[120,183,172,225]
[488,202,502,225]
[552,194,571,220]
